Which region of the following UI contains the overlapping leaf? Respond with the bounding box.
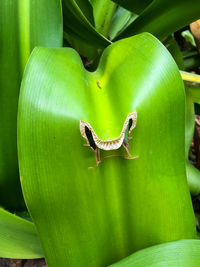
[116,0,200,41]
[109,240,200,266]
[91,0,117,37]
[0,0,62,210]
[108,7,138,40]
[111,0,152,14]
[0,208,43,259]
[62,0,111,48]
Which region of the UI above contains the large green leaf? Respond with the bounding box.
[18,33,196,266]
[109,239,200,266]
[0,0,62,210]
[0,208,43,259]
[116,0,200,41]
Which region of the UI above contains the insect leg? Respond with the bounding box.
[123,141,130,155]
[95,148,101,166]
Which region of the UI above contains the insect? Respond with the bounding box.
[80,110,138,166]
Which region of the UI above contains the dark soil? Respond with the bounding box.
[0,259,46,267]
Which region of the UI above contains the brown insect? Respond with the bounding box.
[80,110,138,166]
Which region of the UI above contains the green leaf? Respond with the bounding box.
[185,89,200,195]
[18,33,196,266]
[116,0,200,41]
[0,208,43,259]
[183,51,200,71]
[0,0,62,210]
[91,0,117,37]
[108,7,138,40]
[62,0,111,48]
[17,0,63,72]
[74,0,95,25]
[185,90,194,157]
[186,163,200,195]
[187,87,200,104]
[164,35,185,71]
[182,30,196,47]
[109,239,200,266]
[63,31,98,59]
[111,0,152,14]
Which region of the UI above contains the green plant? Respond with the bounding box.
[1,0,200,266]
